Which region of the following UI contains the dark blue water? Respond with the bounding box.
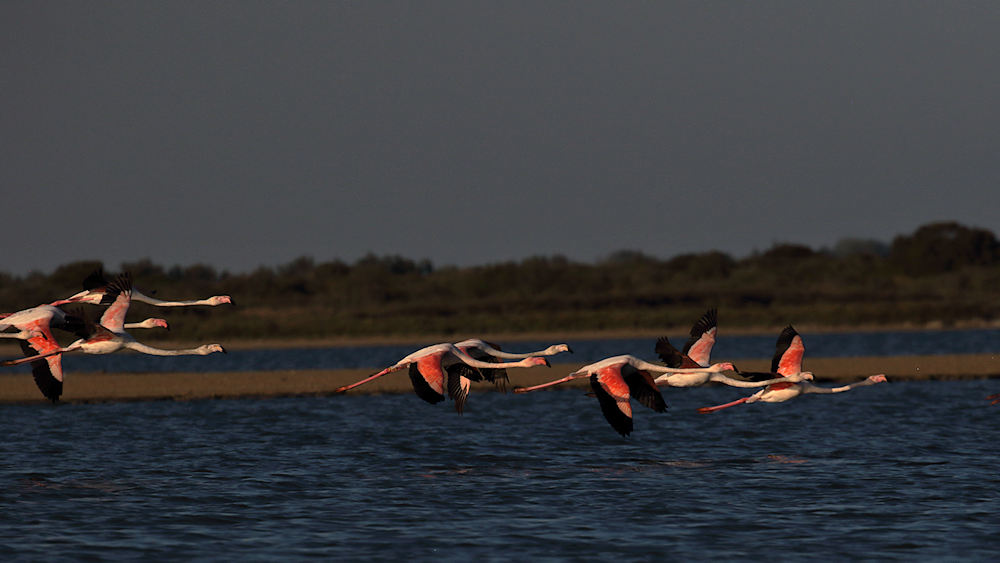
[8,328,1000,374]
[1,379,997,561]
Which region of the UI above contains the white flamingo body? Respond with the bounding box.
[650,310,793,388]
[702,376,890,411]
[515,355,746,394]
[0,302,169,402]
[0,305,74,401]
[1,274,224,401]
[1,305,70,340]
[697,326,889,414]
[654,370,811,388]
[53,269,232,307]
[62,273,221,357]
[335,342,551,413]
[515,355,692,436]
[450,339,572,393]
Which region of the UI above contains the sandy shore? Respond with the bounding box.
[1,354,998,405]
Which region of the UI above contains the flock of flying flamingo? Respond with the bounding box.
[333,309,891,436]
[0,271,990,436]
[0,271,229,402]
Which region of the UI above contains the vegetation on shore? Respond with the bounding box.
[3,222,1000,342]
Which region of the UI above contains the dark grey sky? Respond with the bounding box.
[3,2,999,275]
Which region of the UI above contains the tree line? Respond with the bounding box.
[3,222,1000,341]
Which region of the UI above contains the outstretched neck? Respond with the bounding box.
[133,291,214,307]
[124,341,208,356]
[627,357,721,374]
[452,349,543,369]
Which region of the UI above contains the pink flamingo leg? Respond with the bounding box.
[513,373,589,393]
[334,365,406,394]
[697,396,750,414]
[1,349,66,367]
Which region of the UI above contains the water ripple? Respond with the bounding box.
[1,380,999,561]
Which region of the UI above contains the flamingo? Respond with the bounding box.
[52,269,233,307]
[447,339,572,393]
[333,343,552,414]
[652,309,810,388]
[0,303,169,402]
[696,326,889,414]
[1,273,225,402]
[512,355,809,436]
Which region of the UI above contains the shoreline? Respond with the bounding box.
[1,353,998,405]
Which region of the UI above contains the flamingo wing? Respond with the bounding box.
[409,355,446,405]
[477,342,510,391]
[467,346,509,392]
[682,309,717,367]
[771,326,805,377]
[82,269,110,292]
[19,336,65,402]
[590,366,633,437]
[654,337,702,369]
[99,272,133,331]
[446,346,507,390]
[447,370,472,415]
[622,367,667,413]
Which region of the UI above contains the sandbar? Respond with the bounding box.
[0,354,998,405]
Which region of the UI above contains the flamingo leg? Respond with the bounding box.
[334,365,406,394]
[1,349,66,367]
[513,372,589,393]
[0,331,34,340]
[697,396,750,414]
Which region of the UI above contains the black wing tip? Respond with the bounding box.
[691,309,718,336]
[31,361,63,403]
[654,336,684,368]
[590,374,634,437]
[81,269,108,291]
[623,372,668,413]
[447,372,470,415]
[654,336,677,354]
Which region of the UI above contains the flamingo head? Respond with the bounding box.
[784,371,814,382]
[870,374,890,384]
[525,357,551,368]
[209,295,234,306]
[715,362,736,372]
[200,344,227,355]
[546,344,573,355]
[149,318,170,331]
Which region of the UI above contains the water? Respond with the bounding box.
[1,379,997,561]
[8,328,1000,374]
